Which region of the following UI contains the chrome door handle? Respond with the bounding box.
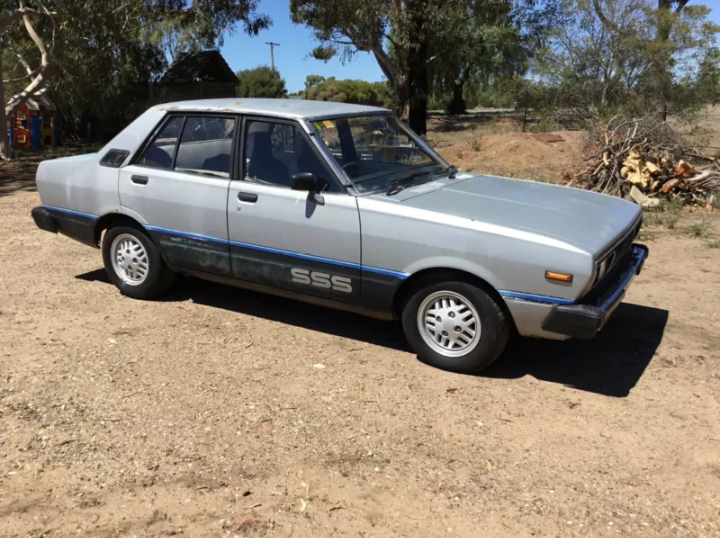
[238,192,258,203]
[131,175,149,185]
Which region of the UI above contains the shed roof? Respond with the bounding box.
[159,50,238,85]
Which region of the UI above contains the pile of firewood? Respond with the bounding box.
[570,117,719,207]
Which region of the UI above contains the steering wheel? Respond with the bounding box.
[342,161,359,174]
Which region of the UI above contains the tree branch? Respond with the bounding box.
[2,52,40,83]
[5,0,52,116]
[674,0,690,13]
[16,52,34,75]
[382,32,399,49]
[592,0,620,33]
[329,38,365,49]
[0,6,40,34]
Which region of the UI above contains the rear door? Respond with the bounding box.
[226,116,362,303]
[119,114,237,276]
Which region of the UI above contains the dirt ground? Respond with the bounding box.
[1,151,720,538]
[426,114,586,183]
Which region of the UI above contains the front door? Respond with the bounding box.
[119,114,238,276]
[227,117,361,303]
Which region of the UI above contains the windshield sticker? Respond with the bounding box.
[322,120,334,128]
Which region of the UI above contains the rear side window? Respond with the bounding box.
[174,116,235,178]
[137,116,184,169]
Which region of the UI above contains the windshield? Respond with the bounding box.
[310,114,448,194]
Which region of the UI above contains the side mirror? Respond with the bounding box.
[291,172,316,192]
[291,172,325,205]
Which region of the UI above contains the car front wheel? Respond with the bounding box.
[401,281,510,373]
[102,225,174,299]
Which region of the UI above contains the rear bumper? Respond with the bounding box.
[541,244,648,339]
[31,206,57,233]
[31,205,98,247]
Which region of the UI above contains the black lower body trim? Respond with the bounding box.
[33,206,98,247]
[176,267,394,320]
[230,243,362,304]
[147,229,232,277]
[360,272,405,317]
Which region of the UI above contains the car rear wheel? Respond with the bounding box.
[102,225,174,299]
[401,280,510,373]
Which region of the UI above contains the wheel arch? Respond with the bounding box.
[392,267,514,329]
[94,212,147,245]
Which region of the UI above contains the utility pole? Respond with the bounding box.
[265,42,280,71]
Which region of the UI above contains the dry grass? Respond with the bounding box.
[684,221,714,238]
[641,199,684,229]
[673,104,720,151]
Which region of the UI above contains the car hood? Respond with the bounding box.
[394,173,641,255]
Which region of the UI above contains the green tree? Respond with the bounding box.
[590,0,718,119]
[291,0,449,134]
[0,0,271,156]
[304,77,391,106]
[236,66,287,98]
[0,0,56,159]
[291,0,557,133]
[428,1,528,115]
[532,0,719,123]
[303,74,325,97]
[697,47,720,104]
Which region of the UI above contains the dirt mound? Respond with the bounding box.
[436,130,586,183]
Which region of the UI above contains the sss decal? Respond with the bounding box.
[291,268,353,293]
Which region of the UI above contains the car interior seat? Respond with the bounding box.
[247,131,290,186]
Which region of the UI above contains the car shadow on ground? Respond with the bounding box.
[77,269,668,397]
[484,302,669,397]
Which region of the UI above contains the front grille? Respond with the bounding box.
[592,217,641,288]
[583,247,636,306]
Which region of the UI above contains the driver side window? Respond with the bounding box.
[243,120,337,191]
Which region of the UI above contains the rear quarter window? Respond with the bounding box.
[136,116,184,169]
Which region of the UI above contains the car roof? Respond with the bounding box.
[151,98,391,120]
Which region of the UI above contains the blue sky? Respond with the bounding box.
[219,0,384,93]
[221,0,720,93]
[710,0,720,24]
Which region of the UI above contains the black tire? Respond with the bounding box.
[102,225,174,299]
[401,280,510,374]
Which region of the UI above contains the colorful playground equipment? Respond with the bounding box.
[7,95,58,149]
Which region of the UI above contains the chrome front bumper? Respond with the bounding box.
[541,244,649,339]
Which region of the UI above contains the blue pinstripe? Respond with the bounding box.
[42,205,578,304]
[43,205,98,220]
[143,224,409,279]
[497,289,574,305]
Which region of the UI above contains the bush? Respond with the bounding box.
[236,66,287,98]
[304,77,392,108]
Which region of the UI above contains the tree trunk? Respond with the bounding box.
[406,2,428,135]
[447,82,466,115]
[653,0,688,121]
[0,47,11,160]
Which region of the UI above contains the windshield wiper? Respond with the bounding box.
[386,170,433,196]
